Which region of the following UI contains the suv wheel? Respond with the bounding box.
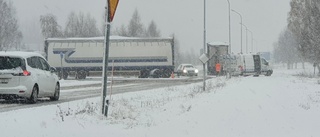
[50,83,60,101]
[28,86,38,104]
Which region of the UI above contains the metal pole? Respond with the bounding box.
[232,10,242,54]
[102,1,110,117]
[227,0,231,53]
[241,24,248,54]
[102,23,111,117]
[60,55,63,80]
[203,0,206,91]
[247,29,253,53]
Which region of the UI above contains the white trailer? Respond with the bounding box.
[44,36,175,79]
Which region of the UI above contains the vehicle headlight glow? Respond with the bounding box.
[195,69,199,73]
[183,69,187,73]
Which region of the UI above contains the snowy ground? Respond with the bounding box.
[1,63,320,137]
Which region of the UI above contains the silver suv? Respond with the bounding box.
[176,64,199,76]
[0,51,60,103]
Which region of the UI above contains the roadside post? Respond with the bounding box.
[60,52,63,80]
[199,53,209,91]
[102,0,119,117]
[314,63,316,76]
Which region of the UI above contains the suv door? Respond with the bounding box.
[27,57,46,96]
[39,57,56,94]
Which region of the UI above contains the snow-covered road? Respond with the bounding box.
[1,65,320,137]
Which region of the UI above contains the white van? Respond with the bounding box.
[236,54,273,76]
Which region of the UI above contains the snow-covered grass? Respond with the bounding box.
[1,63,320,137]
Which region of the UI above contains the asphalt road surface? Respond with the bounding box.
[0,77,203,113]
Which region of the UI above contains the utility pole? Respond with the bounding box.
[203,0,207,91]
[226,0,231,53]
[232,10,243,54]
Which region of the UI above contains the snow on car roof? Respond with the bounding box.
[0,51,43,58]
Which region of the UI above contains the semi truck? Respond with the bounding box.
[44,36,175,79]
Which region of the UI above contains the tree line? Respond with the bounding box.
[274,0,320,73]
[0,0,22,51]
[40,9,161,38]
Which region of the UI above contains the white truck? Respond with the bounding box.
[207,42,272,77]
[237,54,273,76]
[44,36,175,79]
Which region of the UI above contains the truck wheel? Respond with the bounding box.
[266,71,272,76]
[77,71,87,79]
[139,70,149,78]
[63,72,68,80]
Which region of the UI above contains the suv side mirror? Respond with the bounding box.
[50,67,57,73]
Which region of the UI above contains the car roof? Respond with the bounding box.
[0,51,44,59]
[180,64,193,66]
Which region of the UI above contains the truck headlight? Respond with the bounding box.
[183,69,187,73]
[195,69,199,73]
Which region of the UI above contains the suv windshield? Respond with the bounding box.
[184,65,194,68]
[0,56,25,70]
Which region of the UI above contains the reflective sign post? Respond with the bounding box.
[102,0,119,117]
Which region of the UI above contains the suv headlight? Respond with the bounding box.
[195,69,199,73]
[183,69,187,73]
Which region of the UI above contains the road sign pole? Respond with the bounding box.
[102,22,111,117]
[60,52,63,80]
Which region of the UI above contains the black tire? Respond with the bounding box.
[63,72,68,80]
[59,71,69,80]
[28,86,38,104]
[266,71,272,76]
[50,83,60,101]
[77,71,87,79]
[139,70,150,78]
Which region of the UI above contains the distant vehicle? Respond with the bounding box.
[45,36,175,79]
[206,42,272,77]
[207,42,229,75]
[0,51,60,103]
[230,54,273,76]
[176,64,199,76]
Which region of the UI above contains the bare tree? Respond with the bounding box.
[146,20,161,37]
[40,13,63,38]
[64,11,101,37]
[0,0,22,50]
[288,0,320,72]
[127,9,145,37]
[274,28,299,69]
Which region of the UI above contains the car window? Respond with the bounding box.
[27,57,43,70]
[185,65,194,68]
[0,56,25,70]
[39,58,50,71]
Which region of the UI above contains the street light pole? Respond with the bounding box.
[226,0,231,54]
[241,23,248,54]
[203,0,206,91]
[231,10,243,54]
[247,29,253,53]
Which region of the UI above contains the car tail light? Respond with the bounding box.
[23,70,31,76]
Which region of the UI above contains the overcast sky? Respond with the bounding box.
[13,0,291,54]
